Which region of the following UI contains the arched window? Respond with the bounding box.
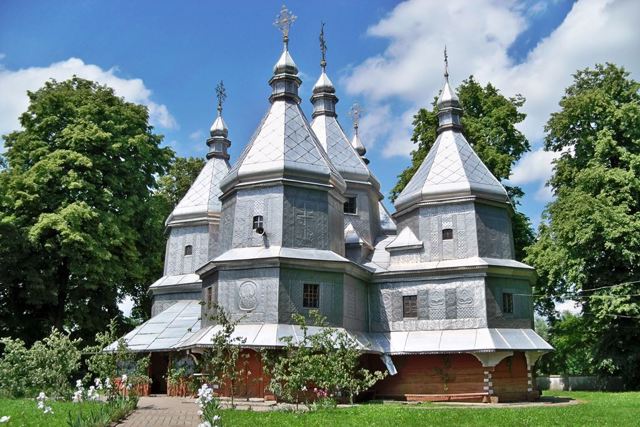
[184,245,193,256]
[442,228,453,240]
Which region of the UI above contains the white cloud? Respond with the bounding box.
[344,0,640,199]
[189,130,204,141]
[0,57,177,139]
[509,148,559,185]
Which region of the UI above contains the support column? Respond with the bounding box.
[470,351,513,403]
[524,351,548,400]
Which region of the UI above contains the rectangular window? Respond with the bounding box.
[206,287,212,310]
[442,228,453,240]
[344,196,357,214]
[502,292,514,314]
[252,215,264,230]
[403,295,418,318]
[303,283,319,309]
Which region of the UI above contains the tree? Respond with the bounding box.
[128,156,205,319]
[526,64,640,386]
[390,76,534,260]
[0,77,172,343]
[157,156,205,209]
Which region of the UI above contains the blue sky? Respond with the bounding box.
[1,0,638,228]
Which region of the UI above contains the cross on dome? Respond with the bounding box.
[349,103,364,134]
[274,5,297,49]
[215,81,226,116]
[319,22,327,71]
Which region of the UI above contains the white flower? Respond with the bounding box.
[43,406,53,414]
[197,410,203,416]
[301,386,307,391]
[94,378,103,389]
[121,374,128,383]
[0,416,10,423]
[76,379,83,388]
[213,415,221,421]
[105,378,112,389]
[37,391,47,401]
[197,422,212,427]
[72,389,83,403]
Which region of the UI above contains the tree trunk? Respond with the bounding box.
[53,259,70,331]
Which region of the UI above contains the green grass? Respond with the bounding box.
[0,398,103,426]
[220,392,640,427]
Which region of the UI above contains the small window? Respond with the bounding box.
[403,295,418,318]
[442,228,453,240]
[206,287,212,310]
[344,196,357,214]
[502,292,514,314]
[252,215,264,230]
[303,283,319,309]
[184,245,193,256]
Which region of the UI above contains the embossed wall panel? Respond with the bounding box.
[231,187,283,249]
[329,195,345,255]
[164,225,209,276]
[475,203,514,259]
[283,187,329,249]
[278,268,343,325]
[219,197,236,253]
[370,277,487,332]
[217,268,279,324]
[417,202,478,262]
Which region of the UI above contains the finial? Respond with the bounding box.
[349,103,364,135]
[274,5,297,50]
[444,45,449,80]
[215,81,226,116]
[319,22,327,71]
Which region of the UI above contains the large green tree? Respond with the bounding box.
[128,156,205,319]
[391,76,533,259]
[0,77,173,343]
[526,64,640,385]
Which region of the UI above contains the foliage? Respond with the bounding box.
[157,156,206,208]
[206,392,640,427]
[525,64,640,385]
[66,394,138,427]
[200,305,248,406]
[536,313,597,376]
[266,311,386,407]
[0,328,82,398]
[390,76,534,260]
[0,77,173,343]
[196,383,223,427]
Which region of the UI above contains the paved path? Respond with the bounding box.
[118,396,200,427]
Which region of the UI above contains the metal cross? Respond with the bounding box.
[215,81,226,115]
[274,5,297,48]
[319,22,327,71]
[444,45,449,79]
[349,103,364,132]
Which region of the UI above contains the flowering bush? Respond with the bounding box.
[196,383,222,427]
[0,328,81,398]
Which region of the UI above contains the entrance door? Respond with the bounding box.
[150,352,170,394]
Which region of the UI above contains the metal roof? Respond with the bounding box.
[176,324,551,355]
[109,300,201,352]
[149,273,201,290]
[166,157,230,226]
[394,130,508,210]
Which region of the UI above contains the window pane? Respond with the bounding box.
[303,283,319,308]
[442,229,453,240]
[252,215,264,229]
[403,295,418,318]
[185,245,193,256]
[502,292,513,314]
[343,196,357,214]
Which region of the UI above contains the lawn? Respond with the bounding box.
[220,392,640,427]
[0,398,103,426]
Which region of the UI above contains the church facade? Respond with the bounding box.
[117,7,551,402]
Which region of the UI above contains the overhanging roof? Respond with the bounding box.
[108,300,201,352]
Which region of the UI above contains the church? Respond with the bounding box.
[116,6,552,402]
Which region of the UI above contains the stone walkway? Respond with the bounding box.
[118,396,200,427]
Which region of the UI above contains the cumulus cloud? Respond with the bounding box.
[343,0,640,198]
[0,57,177,139]
[189,130,204,141]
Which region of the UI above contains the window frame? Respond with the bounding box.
[343,196,357,215]
[302,283,320,309]
[205,286,213,310]
[402,295,418,318]
[184,245,193,256]
[502,292,514,314]
[252,215,264,230]
[442,228,454,240]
